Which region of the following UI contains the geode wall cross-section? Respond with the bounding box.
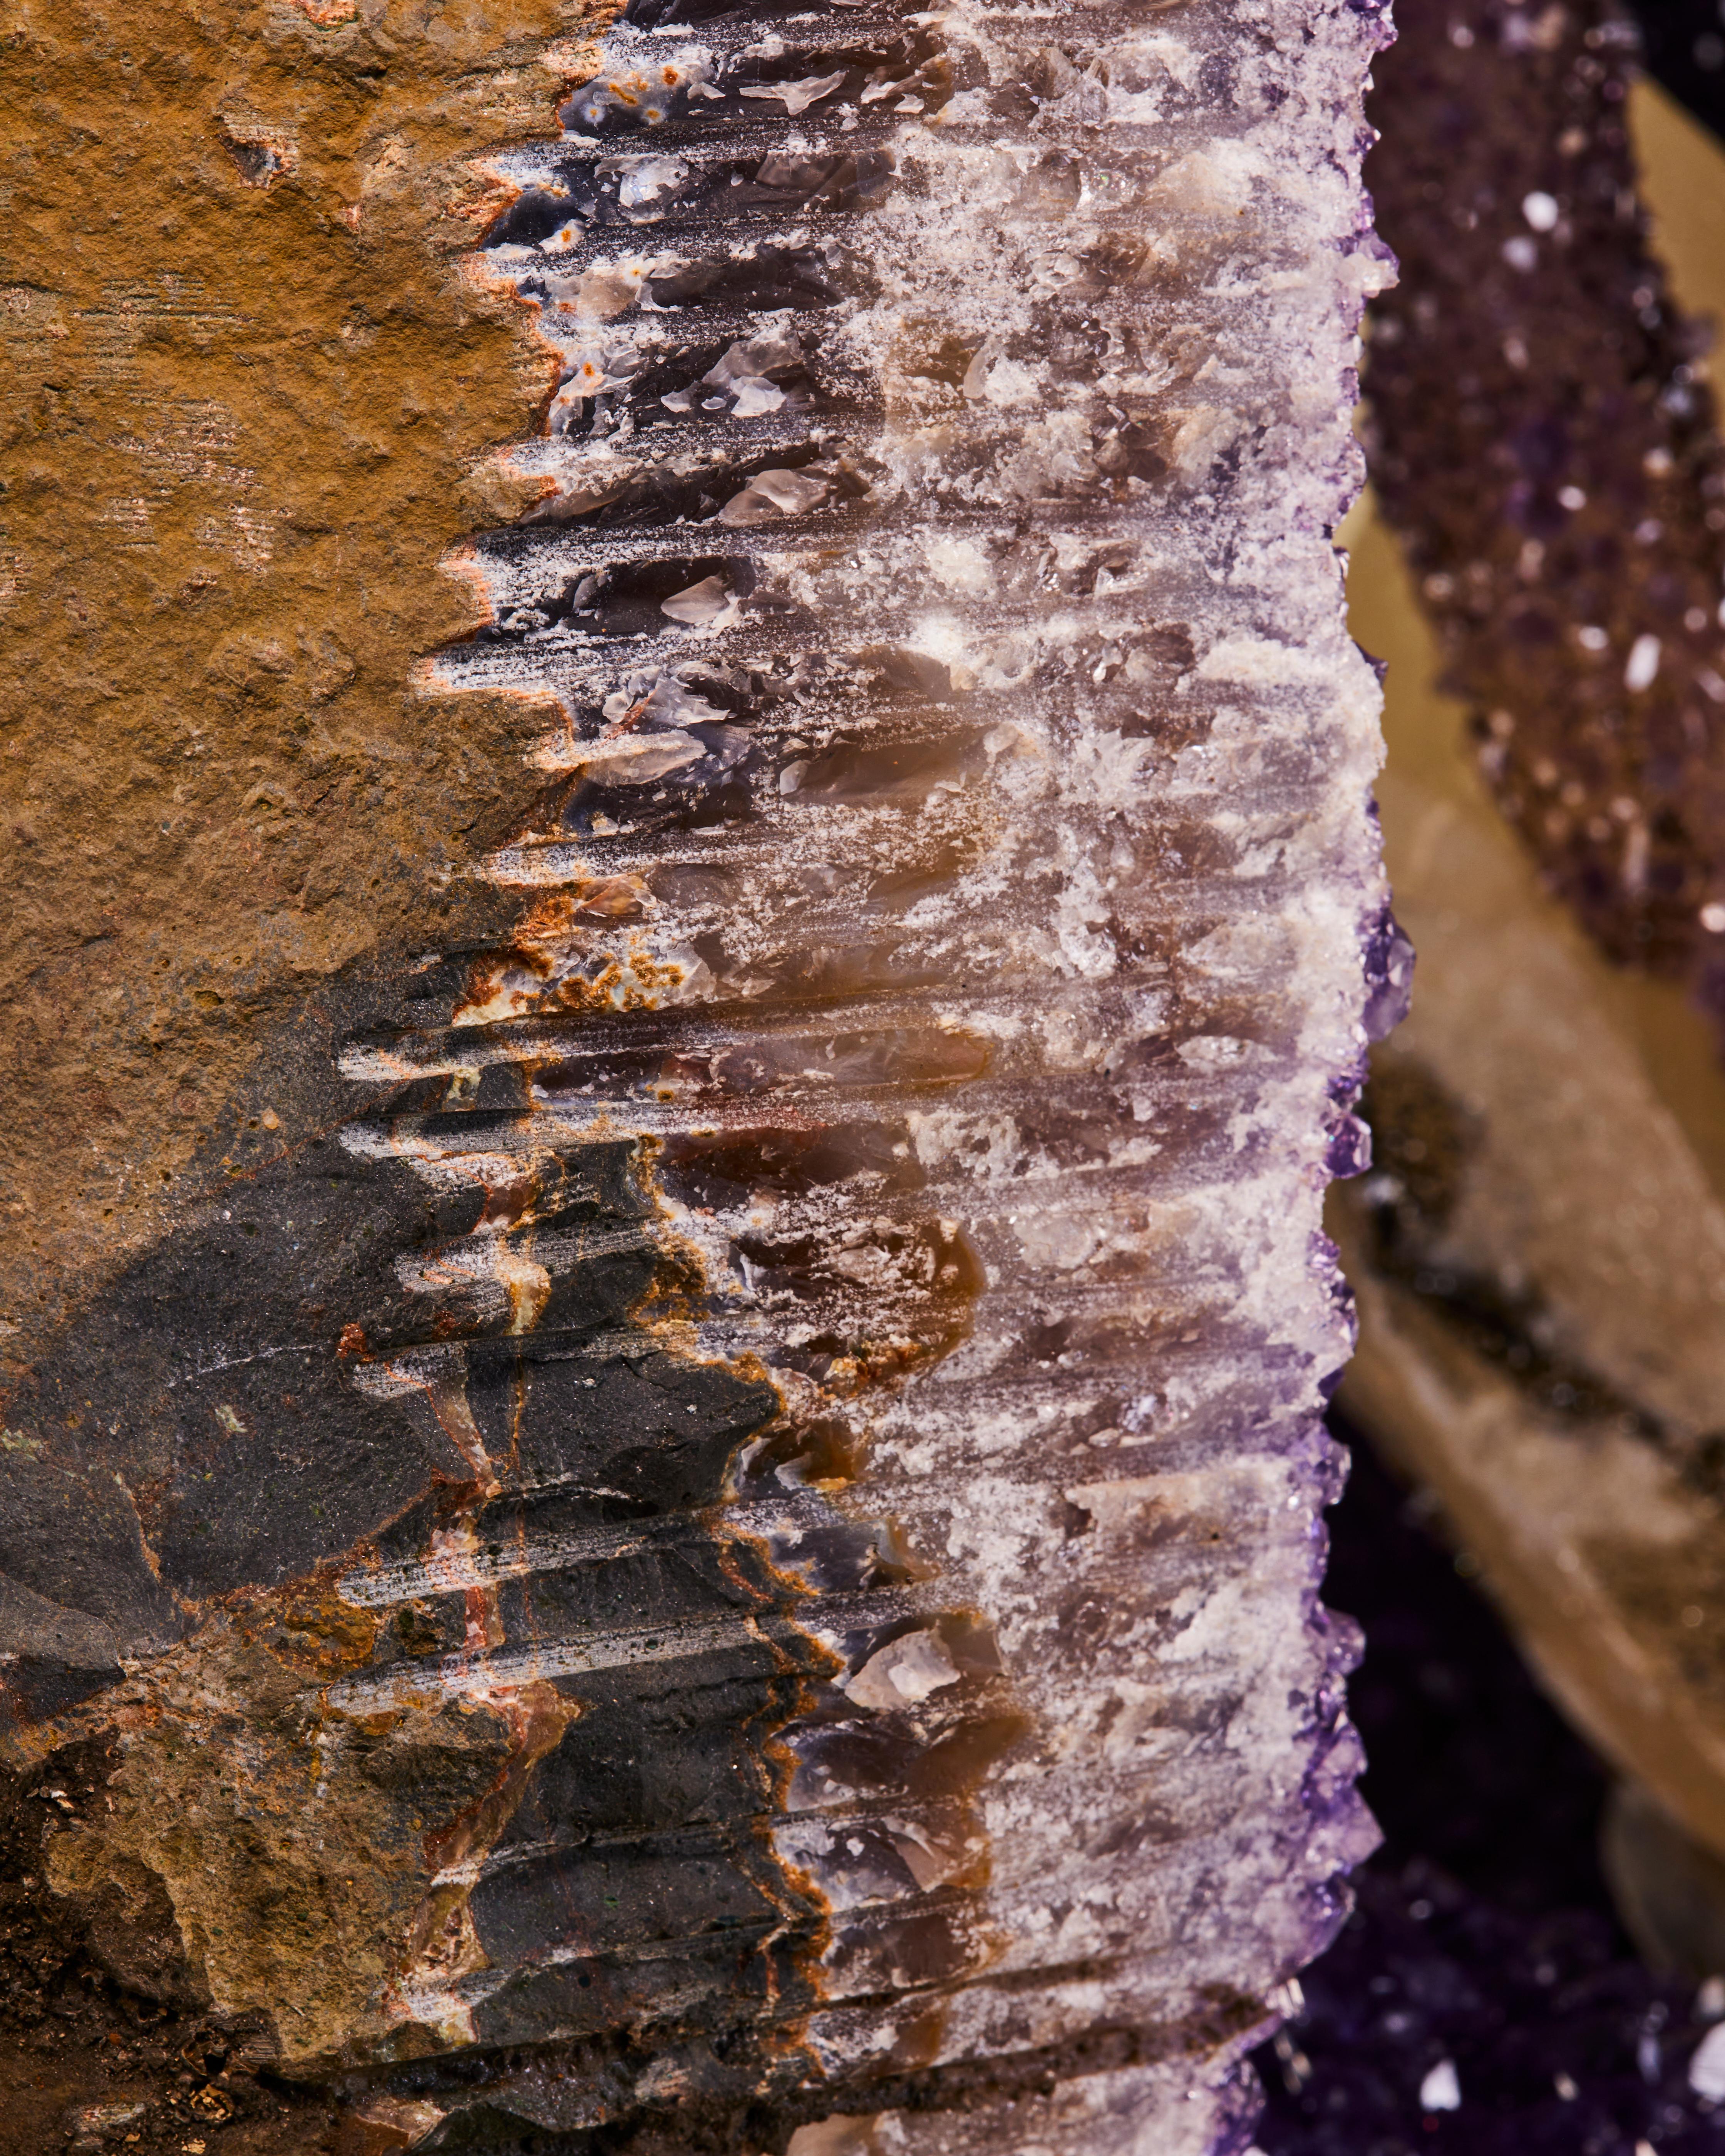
[0,0,1391,2147]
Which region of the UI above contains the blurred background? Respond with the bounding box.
[1253,4,1725,2149]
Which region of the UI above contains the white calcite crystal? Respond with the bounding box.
[0,0,1393,2147]
[348,0,1395,2139]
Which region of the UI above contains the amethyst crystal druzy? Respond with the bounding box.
[1338,0,1725,1917]
[0,0,1391,2146]
[1364,0,1725,985]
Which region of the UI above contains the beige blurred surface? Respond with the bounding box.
[1636,77,1725,318]
[1335,81,1725,1858]
[1343,80,1725,1197]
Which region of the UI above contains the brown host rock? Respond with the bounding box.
[0,0,598,1367]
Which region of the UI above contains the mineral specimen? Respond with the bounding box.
[0,0,1390,2146]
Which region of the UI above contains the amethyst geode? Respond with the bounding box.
[1365,0,1725,985]
[0,0,1391,2145]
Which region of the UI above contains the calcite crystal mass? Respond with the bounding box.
[0,0,1390,2146]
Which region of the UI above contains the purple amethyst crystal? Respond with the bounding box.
[1364,0,1725,995]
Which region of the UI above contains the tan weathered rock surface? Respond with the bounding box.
[0,0,600,1366]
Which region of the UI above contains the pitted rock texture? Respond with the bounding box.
[0,0,1390,2148]
[0,0,600,1372]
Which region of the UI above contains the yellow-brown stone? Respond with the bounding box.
[0,0,602,1371]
